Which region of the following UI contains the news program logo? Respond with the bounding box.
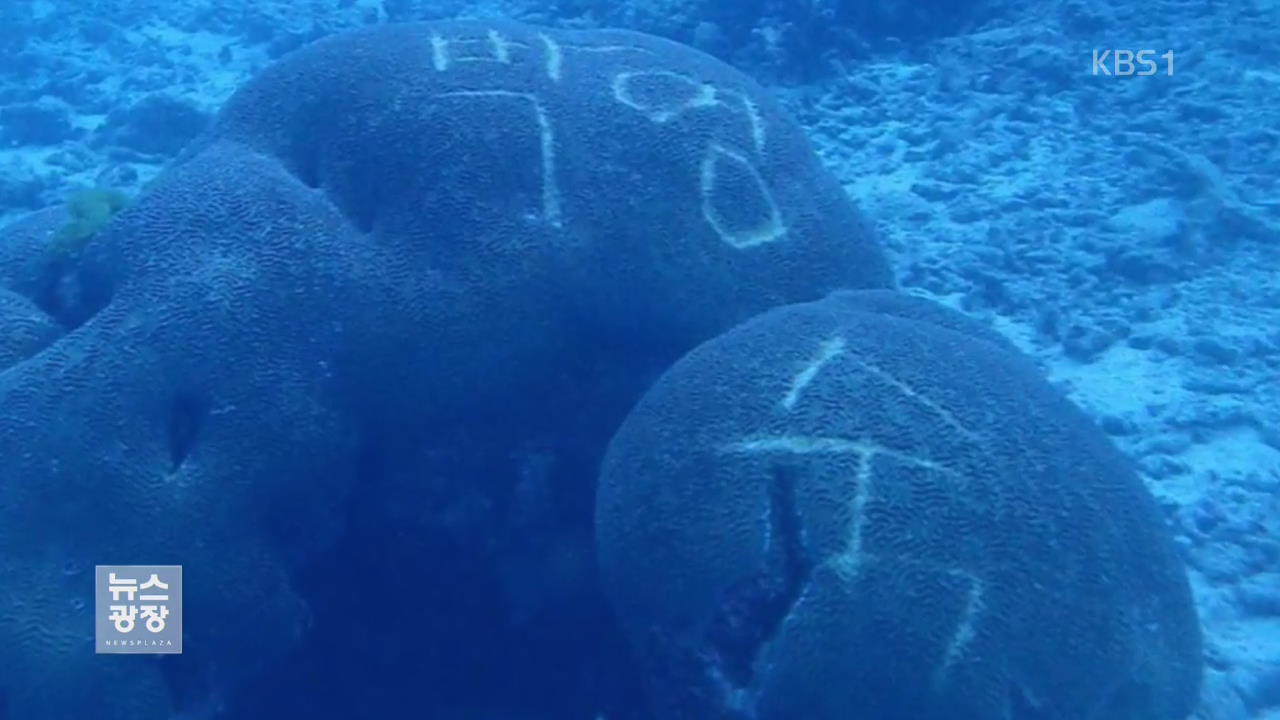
[95,565,183,654]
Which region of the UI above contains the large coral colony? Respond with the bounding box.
[0,18,1201,720]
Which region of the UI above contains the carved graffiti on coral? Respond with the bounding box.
[434,90,563,228]
[842,354,981,442]
[610,71,767,152]
[781,335,847,410]
[700,144,785,248]
[611,71,777,247]
[429,29,521,71]
[611,71,719,123]
[424,28,783,246]
[538,33,563,82]
[428,28,655,82]
[720,433,984,685]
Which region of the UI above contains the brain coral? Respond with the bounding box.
[0,289,59,368]
[0,149,360,719]
[173,19,892,434]
[596,290,1203,720]
[0,19,889,717]
[0,205,70,312]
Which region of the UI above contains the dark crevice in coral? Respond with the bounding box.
[705,462,813,690]
[286,147,379,235]
[33,253,115,331]
[32,256,75,321]
[291,142,321,189]
[769,464,811,599]
[167,393,209,473]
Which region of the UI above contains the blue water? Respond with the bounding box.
[0,1,1276,719]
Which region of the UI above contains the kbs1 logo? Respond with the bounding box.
[95,565,183,654]
[1092,49,1175,76]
